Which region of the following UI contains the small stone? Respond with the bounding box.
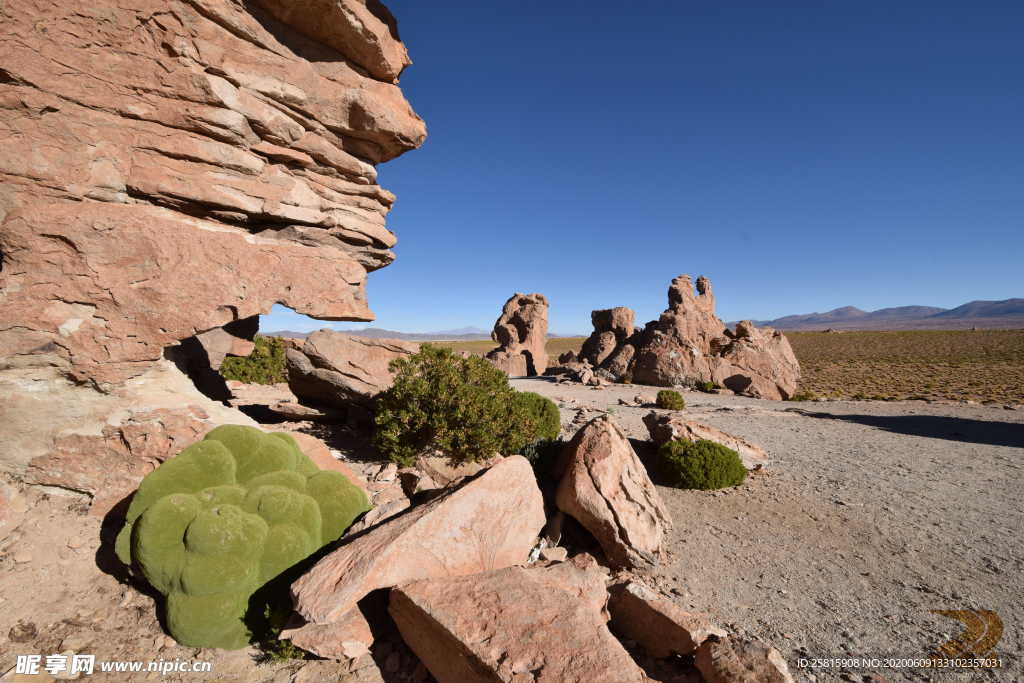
[9,620,38,642]
[13,550,32,563]
[539,546,568,562]
[374,463,398,483]
[67,537,84,550]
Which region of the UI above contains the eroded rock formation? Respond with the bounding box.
[0,0,424,510]
[286,330,419,408]
[485,293,549,376]
[559,275,801,399]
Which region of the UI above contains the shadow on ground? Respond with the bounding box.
[796,411,1024,448]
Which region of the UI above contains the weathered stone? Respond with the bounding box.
[281,607,374,662]
[287,432,369,491]
[539,546,568,562]
[292,456,545,625]
[193,316,260,371]
[694,635,795,683]
[555,416,671,568]
[286,331,419,407]
[608,581,726,658]
[390,555,647,682]
[630,276,800,399]
[0,0,424,499]
[485,293,550,376]
[642,412,769,470]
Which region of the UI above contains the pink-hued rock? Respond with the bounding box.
[389,555,648,683]
[291,456,545,625]
[695,635,795,683]
[642,412,769,470]
[608,581,726,658]
[286,331,419,407]
[287,432,369,492]
[631,276,800,399]
[251,0,411,83]
[555,415,671,568]
[485,293,550,376]
[0,0,423,498]
[281,607,375,662]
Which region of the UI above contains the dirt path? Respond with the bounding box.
[511,378,1024,682]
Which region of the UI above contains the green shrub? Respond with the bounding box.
[512,392,561,442]
[788,390,817,401]
[657,439,747,490]
[656,389,686,410]
[374,345,549,466]
[696,381,720,393]
[115,425,370,650]
[220,335,286,384]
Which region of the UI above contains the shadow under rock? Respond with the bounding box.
[796,411,1024,448]
[628,438,663,482]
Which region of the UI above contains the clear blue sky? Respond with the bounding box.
[264,0,1023,335]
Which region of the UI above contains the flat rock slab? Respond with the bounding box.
[292,455,545,625]
[390,555,648,682]
[695,635,794,683]
[609,580,725,658]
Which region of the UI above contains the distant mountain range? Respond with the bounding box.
[748,298,1024,331]
[266,326,584,341]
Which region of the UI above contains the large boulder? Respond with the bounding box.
[286,330,419,408]
[555,415,671,568]
[643,411,769,470]
[390,554,648,682]
[631,276,800,399]
[579,307,638,381]
[291,455,545,626]
[0,0,424,504]
[485,293,550,376]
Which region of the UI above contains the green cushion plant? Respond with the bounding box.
[657,439,747,490]
[115,425,370,650]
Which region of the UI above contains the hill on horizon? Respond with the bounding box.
[747,298,1024,331]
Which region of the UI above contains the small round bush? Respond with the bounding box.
[512,391,561,442]
[658,439,747,490]
[374,345,548,466]
[656,389,686,410]
[696,381,720,393]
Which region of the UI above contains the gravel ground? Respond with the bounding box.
[512,377,1024,683]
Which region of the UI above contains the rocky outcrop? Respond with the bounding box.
[643,411,769,470]
[390,554,648,682]
[632,276,800,399]
[564,276,800,399]
[485,293,549,376]
[555,415,671,568]
[286,330,419,408]
[291,455,545,626]
[0,0,424,503]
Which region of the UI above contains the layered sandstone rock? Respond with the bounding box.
[485,293,549,376]
[286,330,419,407]
[555,415,671,568]
[579,307,638,381]
[643,411,769,470]
[390,555,648,682]
[0,0,424,504]
[291,456,545,626]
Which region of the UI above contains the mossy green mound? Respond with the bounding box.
[116,425,370,650]
[657,439,747,490]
